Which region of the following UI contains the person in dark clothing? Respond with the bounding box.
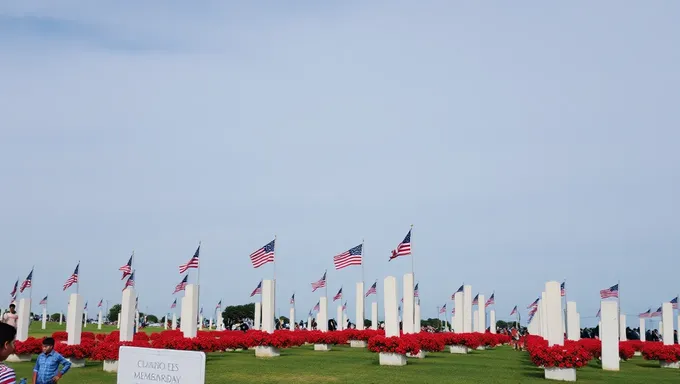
[674,330,678,344]
[328,319,337,331]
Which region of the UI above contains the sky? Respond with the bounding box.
[1,1,679,327]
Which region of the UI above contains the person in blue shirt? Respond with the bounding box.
[32,338,70,384]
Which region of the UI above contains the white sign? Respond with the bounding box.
[117,346,206,384]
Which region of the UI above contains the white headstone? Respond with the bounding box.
[661,302,673,345]
[254,302,261,330]
[639,317,645,342]
[463,285,472,333]
[545,282,563,346]
[120,288,136,341]
[307,316,312,330]
[118,346,205,384]
[528,309,540,335]
[576,312,580,335]
[371,302,378,330]
[355,282,365,330]
[16,298,30,342]
[478,295,486,332]
[199,315,203,331]
[209,318,213,330]
[414,303,421,333]
[261,280,275,333]
[600,300,619,371]
[540,292,548,339]
[171,313,177,330]
[179,284,199,338]
[289,308,295,331]
[59,312,63,326]
[453,292,463,333]
[489,310,496,334]
[383,276,399,337]
[337,305,344,331]
[164,315,169,330]
[42,307,47,330]
[619,314,627,341]
[116,313,120,329]
[135,311,140,332]
[659,321,663,334]
[473,310,479,332]
[66,293,84,345]
[566,301,579,341]
[84,310,88,328]
[98,310,103,330]
[318,297,328,332]
[402,273,415,334]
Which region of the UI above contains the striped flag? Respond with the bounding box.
[365,282,377,297]
[173,275,188,294]
[414,283,419,298]
[472,294,479,306]
[333,288,343,302]
[527,297,539,309]
[638,308,651,318]
[333,244,363,270]
[20,269,34,293]
[170,299,177,309]
[249,239,275,269]
[485,293,495,307]
[596,308,601,318]
[123,271,135,290]
[342,301,347,311]
[651,306,662,317]
[389,229,412,261]
[452,307,455,315]
[39,295,48,305]
[179,245,200,274]
[671,296,678,310]
[439,304,447,314]
[84,301,88,310]
[63,263,79,291]
[216,300,222,309]
[313,301,320,311]
[120,254,133,280]
[98,299,103,308]
[599,284,619,299]
[9,279,18,297]
[311,271,327,292]
[250,281,262,297]
[289,294,295,305]
[451,285,464,300]
[560,282,566,297]
[510,305,518,316]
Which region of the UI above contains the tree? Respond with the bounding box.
[108,304,121,322]
[222,303,255,328]
[50,313,61,322]
[146,315,159,323]
[364,319,372,328]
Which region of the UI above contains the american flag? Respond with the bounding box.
[20,269,33,293]
[389,229,412,261]
[528,306,538,317]
[485,293,495,307]
[200,307,203,315]
[123,271,135,290]
[249,239,275,269]
[63,263,79,291]
[651,306,662,317]
[84,301,88,310]
[472,294,479,306]
[39,295,48,305]
[289,294,295,305]
[250,281,262,297]
[179,245,200,274]
[451,284,464,300]
[527,297,539,309]
[313,301,320,312]
[173,275,188,294]
[98,299,103,308]
[596,308,601,318]
[452,307,455,315]
[170,299,177,309]
[560,282,566,297]
[365,282,377,297]
[120,254,133,280]
[671,296,678,310]
[638,308,651,318]
[414,283,419,298]
[216,300,222,309]
[439,304,447,314]
[510,305,518,316]
[600,284,619,299]
[311,271,327,292]
[333,244,363,270]
[9,279,18,297]
[342,301,347,311]
[333,288,343,302]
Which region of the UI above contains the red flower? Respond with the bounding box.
[642,342,680,363]
[367,336,420,355]
[14,337,43,355]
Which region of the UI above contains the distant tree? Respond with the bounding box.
[50,313,61,322]
[364,319,372,328]
[222,303,255,328]
[146,315,159,323]
[279,316,289,324]
[108,304,121,322]
[496,320,508,329]
[421,318,441,329]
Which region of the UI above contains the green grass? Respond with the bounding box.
[26,321,166,338]
[13,324,678,383]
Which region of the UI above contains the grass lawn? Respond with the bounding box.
[26,321,166,338]
[8,328,680,384]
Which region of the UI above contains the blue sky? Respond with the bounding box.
[1,1,678,327]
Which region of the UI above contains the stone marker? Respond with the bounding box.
[371,302,378,330]
[16,298,31,342]
[384,276,399,337]
[540,292,548,339]
[120,288,136,342]
[59,312,63,326]
[453,291,463,333]
[98,310,103,330]
[463,285,472,333]
[66,293,84,345]
[171,313,177,330]
[600,301,619,371]
[356,282,364,330]
[639,317,645,342]
[337,305,344,331]
[118,346,205,384]
[180,284,199,338]
[402,273,415,334]
[473,310,479,332]
[566,302,579,341]
[42,307,47,330]
[289,308,295,331]
[662,302,673,345]
[619,314,627,341]
[307,316,312,331]
[414,303,421,333]
[478,294,486,333]
[489,310,496,334]
[318,297,328,332]
[116,313,120,329]
[254,301,261,330]
[261,280,274,333]
[545,282,563,346]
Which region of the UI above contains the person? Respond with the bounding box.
[32,338,71,384]
[0,322,17,384]
[1,306,18,329]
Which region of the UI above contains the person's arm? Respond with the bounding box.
[58,354,72,377]
[32,356,40,384]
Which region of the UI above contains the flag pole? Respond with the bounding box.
[76,261,80,295]
[361,238,365,327]
[197,241,202,322]
[409,224,415,330]
[273,235,277,323]
[563,279,567,337]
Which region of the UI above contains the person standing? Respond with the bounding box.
[1,306,18,329]
[32,338,71,384]
[0,322,17,384]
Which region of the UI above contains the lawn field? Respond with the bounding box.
[9,323,677,383]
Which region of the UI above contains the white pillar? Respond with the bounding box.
[473,310,479,332]
[15,298,30,342]
[463,285,472,333]
[383,276,399,337]
[66,293,84,345]
[120,288,136,341]
[42,307,47,330]
[164,315,169,330]
[171,313,177,330]
[576,313,580,336]
[489,310,496,334]
[199,315,203,330]
[59,312,63,326]
[355,282,365,330]
[83,310,88,328]
[414,303,421,333]
[97,310,102,330]
[116,313,119,329]
[660,321,663,334]
[254,302,261,330]
[600,301,620,371]
[337,305,344,331]
[371,302,378,330]
[478,295,486,333]
[639,317,645,342]
[545,282,563,346]
[453,292,463,333]
[318,297,328,332]
[307,316,312,330]
[261,280,275,333]
[180,284,199,338]
[540,292,548,339]
[619,314,627,341]
[661,302,673,345]
[402,273,415,334]
[566,301,579,341]
[135,311,140,332]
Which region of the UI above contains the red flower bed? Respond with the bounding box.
[529,343,592,369]
[618,341,635,361]
[342,329,383,341]
[52,331,68,342]
[90,340,150,361]
[367,336,420,355]
[244,330,304,349]
[626,340,644,352]
[55,342,92,360]
[14,337,43,355]
[577,338,601,359]
[407,333,444,352]
[642,342,680,363]
[82,332,95,340]
[305,330,347,345]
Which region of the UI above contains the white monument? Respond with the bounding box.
[118,346,205,383]
[83,309,88,328]
[66,293,84,345]
[566,302,579,341]
[453,291,463,333]
[336,305,344,331]
[171,313,177,330]
[384,276,399,337]
[97,310,103,330]
[307,316,312,330]
[42,307,47,330]
[318,297,328,332]
[473,310,479,332]
[619,314,627,341]
[402,273,415,334]
[356,282,364,330]
[16,298,31,342]
[639,317,645,342]
[371,302,378,330]
[261,280,275,333]
[600,301,620,371]
[661,302,673,345]
[463,285,472,332]
[478,294,486,333]
[489,310,496,334]
[254,302,261,331]
[540,292,548,339]
[180,284,199,338]
[59,312,63,326]
[414,303,421,333]
[545,282,563,346]
[120,288,136,342]
[199,314,203,331]
[289,307,295,331]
